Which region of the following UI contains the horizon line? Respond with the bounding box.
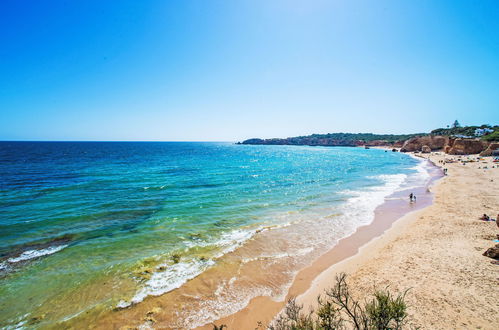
[0,140,236,143]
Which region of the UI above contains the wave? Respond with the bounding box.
[7,244,68,263]
[117,228,260,308]
[339,173,407,230]
[119,258,216,308]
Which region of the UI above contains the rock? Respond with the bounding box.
[134,266,154,280]
[171,254,181,264]
[483,244,499,259]
[27,314,46,325]
[144,316,157,324]
[480,142,499,156]
[446,138,488,155]
[400,136,449,152]
[421,145,431,153]
[146,307,163,316]
[392,141,404,148]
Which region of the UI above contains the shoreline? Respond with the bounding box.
[58,148,427,329]
[200,154,442,329]
[265,152,498,329]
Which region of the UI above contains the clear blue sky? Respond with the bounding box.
[1,0,498,141]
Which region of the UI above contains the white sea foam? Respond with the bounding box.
[118,227,259,308]
[7,245,68,263]
[130,258,215,306]
[339,173,407,229]
[398,158,432,191]
[410,160,431,182]
[241,246,314,264]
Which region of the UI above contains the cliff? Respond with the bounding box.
[240,133,423,147]
[400,136,449,152]
[480,143,499,156]
[444,138,489,155]
[397,136,493,155]
[239,126,497,154]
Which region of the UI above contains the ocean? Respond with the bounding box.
[0,142,432,328]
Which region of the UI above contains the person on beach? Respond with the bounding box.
[409,193,413,202]
[479,214,490,221]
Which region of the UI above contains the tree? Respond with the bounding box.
[452,120,461,128]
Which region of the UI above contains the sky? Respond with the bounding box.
[0,0,498,141]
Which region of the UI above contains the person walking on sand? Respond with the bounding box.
[409,193,414,202]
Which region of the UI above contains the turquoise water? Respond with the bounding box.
[0,142,423,327]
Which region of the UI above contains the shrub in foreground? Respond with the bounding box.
[214,273,410,330]
[269,273,409,330]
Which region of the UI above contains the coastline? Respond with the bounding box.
[199,153,442,329]
[41,149,497,329]
[206,152,499,329]
[53,147,424,330]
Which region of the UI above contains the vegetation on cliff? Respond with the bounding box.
[240,133,425,147]
[240,123,499,147]
[430,124,499,139]
[482,130,499,142]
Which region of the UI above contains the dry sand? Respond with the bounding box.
[210,153,499,329]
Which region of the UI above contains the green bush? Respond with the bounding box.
[212,273,411,330]
[482,131,499,142]
[232,273,410,330]
[365,289,408,330]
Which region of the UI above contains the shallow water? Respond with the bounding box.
[0,142,425,328]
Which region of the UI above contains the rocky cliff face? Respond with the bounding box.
[445,138,488,155]
[400,136,449,152]
[421,145,432,153]
[392,141,405,148]
[364,140,394,147]
[400,136,492,155]
[479,142,499,156]
[241,133,495,154]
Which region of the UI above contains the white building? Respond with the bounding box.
[474,128,493,136]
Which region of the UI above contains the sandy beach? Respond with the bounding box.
[208,153,499,329]
[3,2,499,329]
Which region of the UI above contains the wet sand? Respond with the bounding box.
[200,156,442,329]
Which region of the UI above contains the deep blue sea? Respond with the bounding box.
[0,142,427,328]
